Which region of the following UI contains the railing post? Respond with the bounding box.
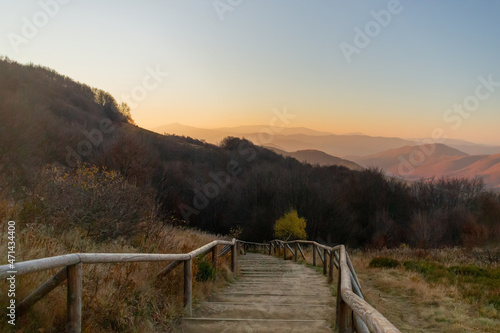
[283,242,287,260]
[338,250,354,333]
[231,241,237,273]
[212,245,218,279]
[66,263,82,333]
[339,294,353,332]
[323,248,327,275]
[268,242,272,255]
[312,244,316,266]
[184,258,193,316]
[294,242,298,262]
[336,258,341,330]
[328,250,334,283]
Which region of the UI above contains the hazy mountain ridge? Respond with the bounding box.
[267,147,363,171]
[152,123,418,156]
[355,144,500,189]
[153,123,500,157]
[152,123,333,144]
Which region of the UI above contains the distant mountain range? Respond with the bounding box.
[353,144,500,189]
[152,123,500,157]
[353,144,468,172]
[152,123,500,189]
[153,123,331,142]
[266,147,363,171]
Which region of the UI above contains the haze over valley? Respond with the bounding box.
[152,123,500,189]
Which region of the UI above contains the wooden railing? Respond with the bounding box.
[2,237,400,333]
[0,239,237,333]
[238,240,401,333]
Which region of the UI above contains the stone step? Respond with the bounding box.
[232,278,327,283]
[224,288,329,294]
[228,286,328,292]
[233,281,327,285]
[194,302,335,320]
[211,293,335,304]
[176,318,333,333]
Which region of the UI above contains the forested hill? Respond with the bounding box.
[1,58,499,248]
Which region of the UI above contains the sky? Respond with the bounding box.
[1,0,500,144]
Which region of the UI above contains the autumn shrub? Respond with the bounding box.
[196,257,216,282]
[20,164,154,241]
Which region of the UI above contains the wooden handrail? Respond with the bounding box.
[338,246,399,333]
[0,254,81,277]
[0,239,237,333]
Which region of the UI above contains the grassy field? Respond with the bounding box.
[351,247,500,333]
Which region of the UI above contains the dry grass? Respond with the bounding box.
[351,248,500,333]
[0,215,235,332]
[359,246,500,268]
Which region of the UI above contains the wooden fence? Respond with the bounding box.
[238,240,401,333]
[0,239,237,333]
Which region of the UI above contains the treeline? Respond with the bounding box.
[1,58,499,248]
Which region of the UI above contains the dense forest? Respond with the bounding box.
[1,57,499,248]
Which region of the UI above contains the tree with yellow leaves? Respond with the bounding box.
[274,209,307,241]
